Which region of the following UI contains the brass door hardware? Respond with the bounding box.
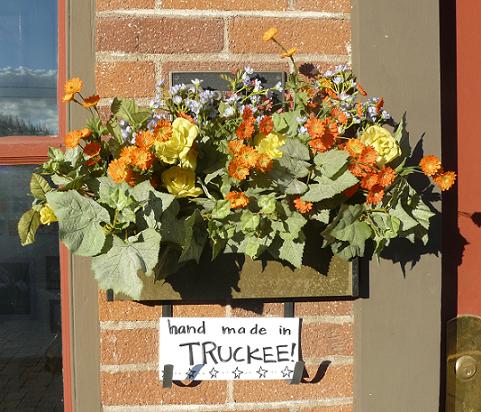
[446,315,481,411]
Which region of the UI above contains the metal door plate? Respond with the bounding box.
[446,315,481,411]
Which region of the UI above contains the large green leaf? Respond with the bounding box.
[303,170,358,202]
[179,210,207,264]
[18,209,41,246]
[313,149,349,178]
[91,229,161,299]
[46,191,110,256]
[30,174,51,201]
[279,237,305,268]
[280,139,310,161]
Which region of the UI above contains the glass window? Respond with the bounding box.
[0,166,63,410]
[0,1,58,137]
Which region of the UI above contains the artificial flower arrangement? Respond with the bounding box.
[18,28,455,299]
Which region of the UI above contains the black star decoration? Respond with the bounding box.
[186,368,196,380]
[232,367,244,379]
[209,367,219,379]
[256,366,268,378]
[281,366,293,378]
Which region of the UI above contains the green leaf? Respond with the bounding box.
[18,209,41,246]
[370,213,401,240]
[279,237,305,268]
[179,210,208,264]
[303,170,358,202]
[258,194,276,215]
[313,149,349,178]
[46,191,110,256]
[410,198,434,229]
[240,211,260,233]
[390,203,419,231]
[280,139,310,161]
[91,229,161,299]
[30,173,52,201]
[393,118,404,143]
[212,200,231,220]
[312,209,330,224]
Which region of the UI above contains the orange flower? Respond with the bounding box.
[331,107,348,125]
[263,27,278,42]
[83,142,101,157]
[154,120,173,142]
[131,147,154,171]
[136,130,155,150]
[119,146,137,164]
[82,94,100,108]
[79,128,92,139]
[63,77,82,102]
[228,139,245,155]
[375,97,384,114]
[108,158,128,183]
[361,173,379,190]
[85,156,100,167]
[305,117,325,139]
[345,138,365,158]
[236,120,255,140]
[281,48,297,58]
[64,130,82,148]
[308,134,336,153]
[326,88,339,99]
[256,153,273,173]
[419,155,442,177]
[259,116,273,135]
[349,162,372,178]
[237,146,259,169]
[228,159,250,181]
[242,107,254,122]
[356,83,367,96]
[226,191,249,209]
[366,185,384,205]
[433,171,456,191]
[358,146,378,166]
[178,112,195,123]
[356,102,363,118]
[343,183,360,198]
[294,198,313,214]
[378,166,396,187]
[124,168,138,187]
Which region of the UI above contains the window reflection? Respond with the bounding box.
[0,1,58,137]
[0,166,63,409]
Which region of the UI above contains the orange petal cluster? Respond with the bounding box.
[236,107,256,140]
[306,117,338,153]
[294,198,313,214]
[226,191,249,209]
[419,155,456,191]
[259,116,273,135]
[63,77,82,102]
[154,120,173,142]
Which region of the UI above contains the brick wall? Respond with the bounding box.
[96,1,353,411]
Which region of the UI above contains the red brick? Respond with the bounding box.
[301,406,353,412]
[97,61,155,98]
[101,329,158,364]
[295,301,353,317]
[229,18,351,55]
[297,0,351,13]
[101,371,227,405]
[97,17,224,54]
[173,304,226,317]
[162,0,287,10]
[98,291,164,321]
[234,364,352,402]
[97,0,155,11]
[301,322,353,358]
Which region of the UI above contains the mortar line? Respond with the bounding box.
[102,397,353,411]
[96,9,350,20]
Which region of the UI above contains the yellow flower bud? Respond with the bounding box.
[155,117,199,164]
[359,125,401,165]
[161,166,203,198]
[40,205,58,225]
[254,132,286,159]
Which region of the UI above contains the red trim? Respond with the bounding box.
[456,1,481,316]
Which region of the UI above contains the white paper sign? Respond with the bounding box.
[159,317,300,380]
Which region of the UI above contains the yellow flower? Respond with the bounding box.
[281,47,297,58]
[155,117,199,164]
[359,125,401,165]
[179,147,198,170]
[254,132,286,159]
[263,27,278,42]
[63,77,82,102]
[161,166,203,198]
[40,205,58,225]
